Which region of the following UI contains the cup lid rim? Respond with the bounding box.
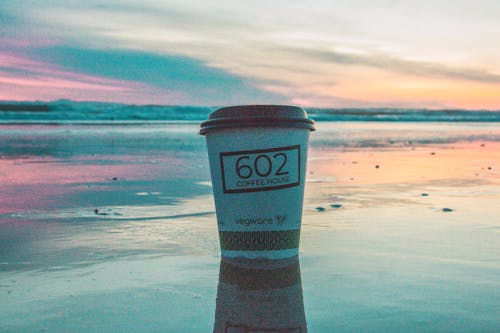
[199,105,315,135]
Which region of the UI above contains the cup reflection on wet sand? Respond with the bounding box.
[213,256,307,333]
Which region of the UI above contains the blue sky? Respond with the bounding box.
[1,1,500,108]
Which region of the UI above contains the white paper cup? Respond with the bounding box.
[213,257,307,333]
[200,105,315,259]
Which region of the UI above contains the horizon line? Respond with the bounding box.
[1,99,500,112]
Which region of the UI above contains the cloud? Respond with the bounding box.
[0,44,286,104]
[0,50,186,103]
[24,46,286,105]
[0,52,136,90]
[3,1,500,108]
[276,47,500,84]
[13,1,500,87]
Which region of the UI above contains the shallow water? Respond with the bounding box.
[1,122,499,332]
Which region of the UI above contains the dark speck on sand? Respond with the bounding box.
[375,165,380,168]
[421,193,429,196]
[330,204,343,209]
[442,208,454,212]
[94,208,109,216]
[315,207,326,212]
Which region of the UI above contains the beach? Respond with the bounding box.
[1,121,499,332]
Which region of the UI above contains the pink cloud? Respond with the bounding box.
[0,51,186,104]
[0,36,60,49]
[0,71,127,91]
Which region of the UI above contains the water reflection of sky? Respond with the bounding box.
[0,124,215,276]
[0,124,209,214]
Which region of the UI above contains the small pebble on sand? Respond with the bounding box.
[442,208,454,212]
[375,165,380,168]
[431,152,435,155]
[94,208,109,216]
[488,166,492,170]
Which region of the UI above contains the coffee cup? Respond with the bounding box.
[200,105,315,259]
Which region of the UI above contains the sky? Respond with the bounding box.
[1,0,500,108]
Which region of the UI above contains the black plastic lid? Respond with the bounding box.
[199,105,316,135]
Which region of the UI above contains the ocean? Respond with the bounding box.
[1,100,500,123]
[0,103,499,332]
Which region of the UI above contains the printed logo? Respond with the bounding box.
[274,215,288,225]
[220,145,300,194]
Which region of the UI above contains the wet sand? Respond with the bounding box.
[0,122,499,332]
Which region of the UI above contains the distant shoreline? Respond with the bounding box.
[0,103,50,112]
